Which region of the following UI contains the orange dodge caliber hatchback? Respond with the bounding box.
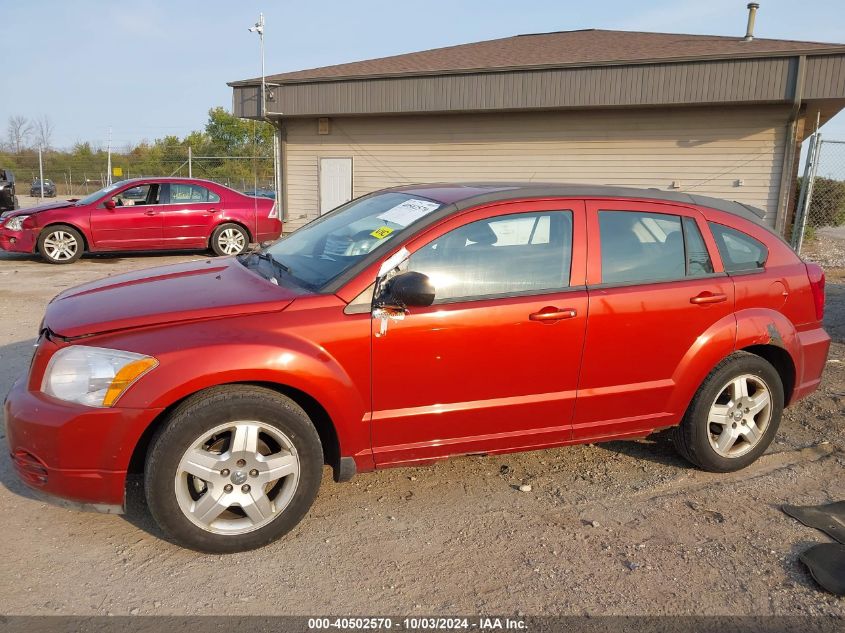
[6,184,830,552]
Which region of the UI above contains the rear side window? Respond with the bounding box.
[169,184,220,204]
[599,211,684,283]
[708,223,768,272]
[599,211,717,284]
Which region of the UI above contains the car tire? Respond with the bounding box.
[210,223,249,257]
[673,351,783,472]
[144,385,324,553]
[37,225,84,264]
[13,196,19,210]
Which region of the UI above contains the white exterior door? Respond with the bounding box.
[319,157,353,214]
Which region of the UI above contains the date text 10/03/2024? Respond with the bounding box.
[306,618,527,630]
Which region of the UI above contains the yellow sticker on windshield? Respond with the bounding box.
[371,226,394,239]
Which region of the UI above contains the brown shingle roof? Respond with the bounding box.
[244,29,845,84]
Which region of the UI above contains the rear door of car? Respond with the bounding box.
[160,183,223,248]
[573,199,735,440]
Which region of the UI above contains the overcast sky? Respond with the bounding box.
[2,0,844,150]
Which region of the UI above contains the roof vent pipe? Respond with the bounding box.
[744,3,760,41]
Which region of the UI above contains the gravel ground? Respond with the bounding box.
[0,247,843,616]
[802,233,845,268]
[15,194,58,210]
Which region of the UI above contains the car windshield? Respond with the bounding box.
[74,183,122,206]
[258,192,443,289]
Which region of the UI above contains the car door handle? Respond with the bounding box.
[529,307,578,322]
[144,209,158,216]
[690,291,727,305]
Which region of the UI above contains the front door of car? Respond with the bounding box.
[89,183,164,249]
[573,200,735,440]
[160,183,223,248]
[370,201,588,466]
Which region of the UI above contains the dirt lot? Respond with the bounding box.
[16,193,62,210]
[0,247,843,616]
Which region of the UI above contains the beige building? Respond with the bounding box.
[229,28,845,234]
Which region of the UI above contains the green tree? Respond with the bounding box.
[204,107,273,156]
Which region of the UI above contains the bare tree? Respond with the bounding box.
[33,115,55,151]
[7,115,32,153]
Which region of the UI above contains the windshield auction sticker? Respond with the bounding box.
[370,226,394,239]
[376,199,441,227]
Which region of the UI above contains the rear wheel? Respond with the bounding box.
[673,352,783,472]
[211,223,249,256]
[145,386,323,553]
[37,225,83,264]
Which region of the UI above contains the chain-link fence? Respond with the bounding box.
[3,150,274,201]
[792,136,845,268]
[159,154,275,194]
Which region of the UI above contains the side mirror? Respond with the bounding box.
[104,199,116,210]
[384,271,435,308]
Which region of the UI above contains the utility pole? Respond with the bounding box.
[38,146,44,199]
[188,145,193,178]
[106,127,113,186]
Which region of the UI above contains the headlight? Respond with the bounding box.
[41,345,157,408]
[5,215,30,231]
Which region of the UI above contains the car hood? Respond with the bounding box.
[45,257,307,338]
[3,200,74,218]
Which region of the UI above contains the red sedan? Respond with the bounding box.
[5,183,830,552]
[0,177,281,263]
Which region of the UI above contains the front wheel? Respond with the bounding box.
[673,352,783,472]
[144,386,324,553]
[37,225,83,264]
[211,223,249,256]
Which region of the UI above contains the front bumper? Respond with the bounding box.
[0,226,37,253]
[5,378,163,508]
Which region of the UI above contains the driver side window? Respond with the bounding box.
[114,184,157,206]
[406,211,573,304]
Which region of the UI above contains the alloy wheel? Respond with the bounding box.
[217,228,246,255]
[174,421,300,535]
[43,231,79,261]
[707,373,772,458]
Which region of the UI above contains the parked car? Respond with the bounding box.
[0,169,18,212]
[244,188,276,200]
[30,178,57,198]
[5,183,829,552]
[0,177,281,263]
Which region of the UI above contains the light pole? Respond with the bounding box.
[248,11,283,223]
[248,13,266,117]
[38,146,44,200]
[106,127,112,186]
